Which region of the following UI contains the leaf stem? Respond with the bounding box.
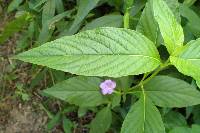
[128,59,170,92]
[124,9,130,29]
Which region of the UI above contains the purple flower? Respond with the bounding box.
[100,79,116,95]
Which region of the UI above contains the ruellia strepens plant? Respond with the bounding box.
[14,0,200,132]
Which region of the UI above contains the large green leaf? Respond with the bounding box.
[15,27,161,77]
[81,14,123,31]
[151,0,184,54]
[90,107,112,133]
[170,38,200,81]
[121,98,165,133]
[136,1,158,44]
[43,76,108,107]
[143,76,200,107]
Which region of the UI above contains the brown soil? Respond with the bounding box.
[0,14,49,132]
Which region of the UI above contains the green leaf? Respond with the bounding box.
[78,107,87,118]
[191,124,200,133]
[42,0,56,26]
[164,0,181,23]
[142,76,200,107]
[30,68,47,89]
[90,107,112,133]
[38,0,56,44]
[7,0,23,12]
[48,10,74,30]
[15,27,161,77]
[47,112,62,130]
[197,80,200,88]
[0,13,31,44]
[121,98,165,133]
[63,117,73,133]
[169,127,191,133]
[136,1,158,44]
[124,0,134,10]
[164,111,187,130]
[183,0,197,7]
[69,0,100,31]
[180,5,200,37]
[43,76,108,107]
[130,0,146,16]
[170,38,200,81]
[111,94,121,108]
[55,0,64,14]
[151,0,184,54]
[81,14,123,31]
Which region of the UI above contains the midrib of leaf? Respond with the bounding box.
[133,90,200,98]
[170,56,200,65]
[17,55,160,62]
[141,85,146,133]
[185,58,200,61]
[46,89,98,92]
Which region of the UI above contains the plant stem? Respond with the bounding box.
[124,10,130,29]
[128,59,170,92]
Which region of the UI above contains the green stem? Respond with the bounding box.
[124,10,130,29]
[128,59,171,92]
[49,70,55,85]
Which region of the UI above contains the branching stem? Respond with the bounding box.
[127,59,171,92]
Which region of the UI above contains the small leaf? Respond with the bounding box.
[42,0,56,26]
[164,111,187,130]
[0,13,31,44]
[143,76,200,107]
[151,0,184,54]
[121,98,165,133]
[191,124,200,133]
[197,80,200,88]
[63,117,73,133]
[124,0,134,10]
[111,94,121,108]
[55,0,64,14]
[81,14,123,31]
[69,0,100,31]
[169,127,191,133]
[7,0,23,12]
[136,1,158,44]
[15,27,161,77]
[90,107,112,133]
[180,5,200,37]
[183,0,197,7]
[170,38,200,81]
[47,112,62,130]
[43,76,108,107]
[38,0,56,43]
[164,0,181,22]
[78,107,87,118]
